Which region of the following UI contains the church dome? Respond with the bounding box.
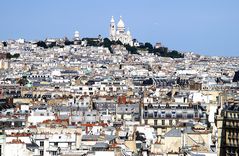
[117,16,125,28]
[74,31,80,38]
[127,30,131,35]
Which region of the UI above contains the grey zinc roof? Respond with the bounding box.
[105,135,116,141]
[184,126,196,134]
[26,142,39,150]
[164,128,182,137]
[92,142,109,149]
[105,126,115,132]
[82,135,100,141]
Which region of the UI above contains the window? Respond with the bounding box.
[169,120,173,126]
[154,120,157,126]
[53,151,57,155]
[162,120,165,126]
[144,106,148,110]
[172,112,176,118]
[154,112,157,118]
[89,88,93,90]
[54,142,58,146]
[40,150,44,156]
[40,141,44,147]
[145,120,148,125]
[144,112,148,118]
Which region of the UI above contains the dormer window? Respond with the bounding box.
[144,112,148,118]
[154,112,158,118]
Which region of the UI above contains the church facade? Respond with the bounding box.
[109,16,133,46]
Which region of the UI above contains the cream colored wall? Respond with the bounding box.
[216,116,223,154]
[150,144,163,154]
[163,137,181,153]
[13,98,32,104]
[147,119,176,127]
[186,133,210,150]
[201,90,220,103]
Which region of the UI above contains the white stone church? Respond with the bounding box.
[109,16,133,46]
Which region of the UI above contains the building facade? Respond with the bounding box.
[216,104,239,156]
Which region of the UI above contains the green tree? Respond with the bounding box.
[36,41,48,49]
[2,42,7,47]
[103,38,112,47]
[103,38,113,53]
[125,44,139,55]
[6,53,20,59]
[145,42,153,50]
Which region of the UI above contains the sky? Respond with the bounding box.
[0,0,239,56]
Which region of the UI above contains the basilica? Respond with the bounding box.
[109,16,133,46]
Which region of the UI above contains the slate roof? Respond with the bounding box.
[26,142,39,150]
[105,135,116,142]
[92,142,109,149]
[164,128,182,137]
[82,135,100,141]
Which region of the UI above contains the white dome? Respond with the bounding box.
[74,31,80,38]
[117,16,125,28]
[127,30,131,35]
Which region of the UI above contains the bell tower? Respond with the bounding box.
[109,16,116,40]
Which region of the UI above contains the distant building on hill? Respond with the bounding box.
[109,16,133,46]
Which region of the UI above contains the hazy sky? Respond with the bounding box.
[0,0,239,56]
